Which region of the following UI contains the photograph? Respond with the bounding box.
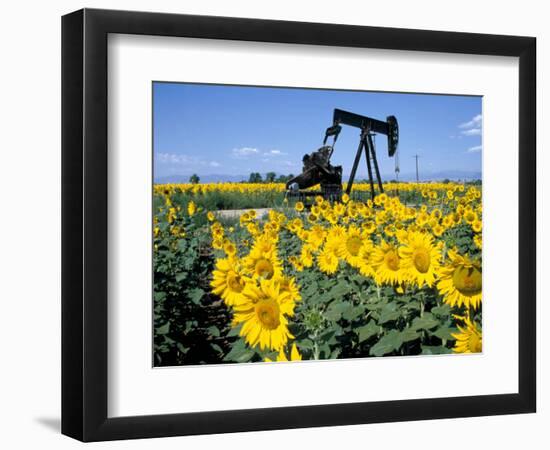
[152,82,483,366]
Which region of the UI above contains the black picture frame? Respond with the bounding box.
[61,8,536,442]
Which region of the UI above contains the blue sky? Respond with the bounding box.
[153,82,482,182]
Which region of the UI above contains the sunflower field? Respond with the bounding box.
[153,182,482,366]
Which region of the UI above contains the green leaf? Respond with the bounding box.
[325,301,351,321]
[296,339,315,351]
[343,305,365,321]
[210,343,223,354]
[378,310,400,324]
[154,291,167,302]
[400,328,420,343]
[176,343,189,354]
[157,322,170,335]
[227,324,243,337]
[411,313,439,331]
[377,301,400,324]
[370,330,403,356]
[329,281,353,298]
[302,284,319,298]
[421,345,453,355]
[207,326,220,337]
[431,304,451,317]
[188,287,205,304]
[318,328,338,343]
[431,326,457,340]
[223,340,255,363]
[175,272,187,282]
[356,321,379,343]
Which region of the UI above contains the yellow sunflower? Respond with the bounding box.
[276,275,301,302]
[437,249,482,309]
[307,225,326,249]
[243,247,282,280]
[463,209,477,225]
[233,278,295,351]
[300,245,314,268]
[187,201,197,216]
[338,225,366,267]
[371,240,403,285]
[317,237,340,274]
[357,239,375,278]
[288,255,304,272]
[474,234,482,249]
[252,234,278,254]
[223,239,237,257]
[451,315,482,353]
[472,219,482,233]
[210,257,250,306]
[399,231,441,287]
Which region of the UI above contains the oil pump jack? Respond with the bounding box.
[286,109,399,201]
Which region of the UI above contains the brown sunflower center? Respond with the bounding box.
[255,299,281,330]
[255,258,274,279]
[226,271,244,293]
[384,250,400,271]
[412,248,431,273]
[452,266,482,296]
[346,236,363,256]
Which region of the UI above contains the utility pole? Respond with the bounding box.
[413,154,420,182]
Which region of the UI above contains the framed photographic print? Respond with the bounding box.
[61,8,536,442]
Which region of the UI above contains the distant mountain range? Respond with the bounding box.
[154,170,481,184]
[155,174,249,184]
[384,170,482,182]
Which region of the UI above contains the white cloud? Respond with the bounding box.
[467,145,482,153]
[155,153,223,171]
[232,147,259,158]
[461,128,482,136]
[156,152,194,165]
[459,114,482,137]
[263,149,287,156]
[459,114,482,129]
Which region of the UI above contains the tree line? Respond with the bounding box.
[188,172,295,184]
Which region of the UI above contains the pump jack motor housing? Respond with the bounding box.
[286,109,399,201]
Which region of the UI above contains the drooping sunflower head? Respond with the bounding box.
[451,315,482,353]
[437,249,482,309]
